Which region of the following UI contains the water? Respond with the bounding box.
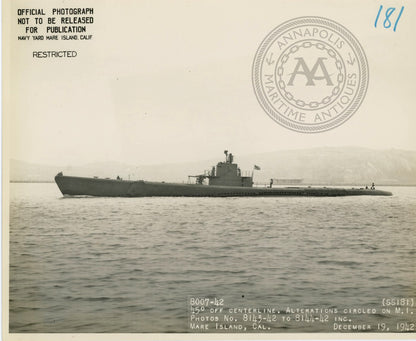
[9,183,416,333]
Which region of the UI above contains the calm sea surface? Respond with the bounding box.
[9,183,416,333]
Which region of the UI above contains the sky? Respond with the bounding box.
[6,0,416,166]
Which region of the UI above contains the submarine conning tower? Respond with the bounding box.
[208,150,253,187]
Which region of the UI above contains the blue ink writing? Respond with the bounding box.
[375,5,404,32]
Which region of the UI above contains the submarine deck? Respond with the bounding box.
[55,175,393,197]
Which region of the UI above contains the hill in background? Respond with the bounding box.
[10,147,416,185]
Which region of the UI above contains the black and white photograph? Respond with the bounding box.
[3,0,416,340]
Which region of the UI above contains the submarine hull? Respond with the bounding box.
[55,175,393,197]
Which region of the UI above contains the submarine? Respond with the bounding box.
[54,151,392,197]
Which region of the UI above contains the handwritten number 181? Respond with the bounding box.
[375,5,404,32]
